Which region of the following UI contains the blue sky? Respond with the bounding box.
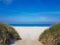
[0,0,60,24]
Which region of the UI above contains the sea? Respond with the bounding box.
[10,24,53,26]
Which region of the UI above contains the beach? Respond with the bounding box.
[13,26,49,40]
[11,26,49,45]
[14,39,43,45]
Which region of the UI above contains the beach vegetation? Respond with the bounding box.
[0,22,21,45]
[39,23,60,45]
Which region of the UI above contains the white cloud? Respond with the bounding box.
[4,0,13,4]
[39,16,58,22]
[20,12,60,17]
[0,0,13,4]
[0,11,60,24]
[39,17,47,21]
[0,16,58,24]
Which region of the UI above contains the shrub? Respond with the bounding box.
[39,23,60,45]
[0,22,21,45]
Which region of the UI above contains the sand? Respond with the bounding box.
[13,39,43,45]
[11,26,49,45]
[13,26,49,40]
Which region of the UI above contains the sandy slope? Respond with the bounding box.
[13,26,49,40]
[14,39,43,45]
[11,26,49,45]
[12,26,49,45]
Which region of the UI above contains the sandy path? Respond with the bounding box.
[13,39,43,45]
[13,26,49,40]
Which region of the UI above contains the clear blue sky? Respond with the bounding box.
[0,0,60,24]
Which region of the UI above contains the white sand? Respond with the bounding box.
[11,26,49,45]
[14,39,43,45]
[13,26,49,40]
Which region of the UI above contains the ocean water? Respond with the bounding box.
[10,24,52,26]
